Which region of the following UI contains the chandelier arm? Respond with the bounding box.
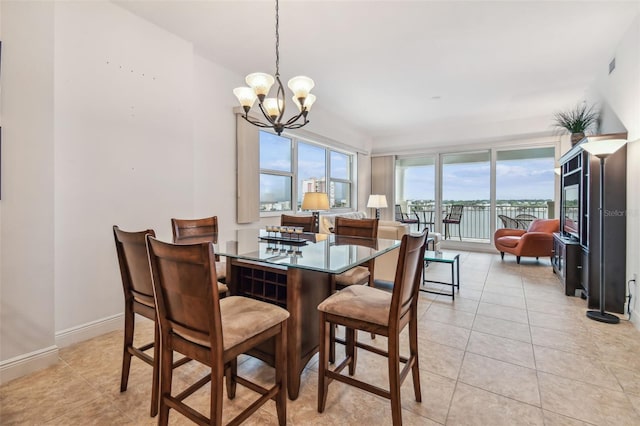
[283,111,306,126]
[275,75,286,123]
[284,121,309,130]
[256,102,277,125]
[242,115,273,128]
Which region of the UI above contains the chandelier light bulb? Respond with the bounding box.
[263,98,284,119]
[287,76,315,99]
[246,73,275,99]
[293,93,316,112]
[233,87,258,110]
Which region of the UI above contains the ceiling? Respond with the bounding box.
[115,0,639,144]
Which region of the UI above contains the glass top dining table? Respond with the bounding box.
[216,228,401,274]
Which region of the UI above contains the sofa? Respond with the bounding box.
[319,211,440,283]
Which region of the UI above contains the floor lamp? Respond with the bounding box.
[301,192,330,233]
[581,137,627,324]
[367,194,388,219]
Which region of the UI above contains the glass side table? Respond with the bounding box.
[422,250,460,299]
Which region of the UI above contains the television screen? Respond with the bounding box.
[563,185,579,237]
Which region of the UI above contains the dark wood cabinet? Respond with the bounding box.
[552,233,582,296]
[559,133,627,313]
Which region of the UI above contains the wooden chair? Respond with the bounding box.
[333,217,379,289]
[443,204,464,240]
[171,216,226,283]
[317,231,428,426]
[394,204,419,226]
[280,214,316,233]
[113,226,191,417]
[146,236,289,426]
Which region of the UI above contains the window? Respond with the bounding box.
[259,132,293,212]
[297,142,326,210]
[496,147,555,228]
[442,151,491,240]
[329,151,352,208]
[260,131,354,213]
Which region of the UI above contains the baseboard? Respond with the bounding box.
[0,345,59,385]
[55,313,123,348]
[629,309,639,330]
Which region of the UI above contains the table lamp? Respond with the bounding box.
[367,194,388,219]
[302,191,330,233]
[581,137,627,324]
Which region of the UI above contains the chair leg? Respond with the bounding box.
[388,332,402,426]
[275,322,287,426]
[210,367,224,426]
[500,252,504,260]
[150,321,160,417]
[225,358,237,399]
[158,341,173,426]
[409,315,422,402]
[317,313,329,413]
[346,327,357,376]
[120,305,134,393]
[329,322,336,364]
[517,256,521,264]
[457,224,461,241]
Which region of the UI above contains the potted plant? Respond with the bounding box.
[553,103,599,145]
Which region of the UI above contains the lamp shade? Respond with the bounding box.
[366,194,388,209]
[301,192,330,210]
[581,138,627,158]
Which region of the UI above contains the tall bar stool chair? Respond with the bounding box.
[146,236,289,426]
[317,231,428,426]
[113,226,191,417]
[171,216,227,285]
[333,217,379,289]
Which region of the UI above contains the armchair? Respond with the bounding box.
[494,219,559,264]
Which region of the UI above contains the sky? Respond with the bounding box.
[403,157,555,201]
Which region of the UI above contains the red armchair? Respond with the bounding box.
[494,219,559,264]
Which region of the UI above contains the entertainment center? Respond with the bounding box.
[552,133,627,313]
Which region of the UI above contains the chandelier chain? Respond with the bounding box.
[275,0,280,77]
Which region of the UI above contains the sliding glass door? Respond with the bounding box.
[442,151,491,241]
[495,147,555,229]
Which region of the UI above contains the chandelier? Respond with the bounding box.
[233,0,315,136]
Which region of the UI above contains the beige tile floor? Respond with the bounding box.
[2,251,640,425]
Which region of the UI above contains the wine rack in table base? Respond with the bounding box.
[227,258,331,400]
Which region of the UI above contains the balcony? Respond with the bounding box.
[406,201,553,242]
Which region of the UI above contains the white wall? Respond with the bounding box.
[590,15,640,326]
[0,0,370,383]
[0,1,57,381]
[54,1,194,334]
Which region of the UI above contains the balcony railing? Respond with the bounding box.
[406,202,553,241]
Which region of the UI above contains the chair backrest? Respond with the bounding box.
[527,218,559,233]
[446,205,464,222]
[334,217,379,238]
[390,231,428,323]
[113,226,156,306]
[280,214,316,233]
[498,214,521,229]
[171,216,219,243]
[394,205,404,221]
[146,236,222,352]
